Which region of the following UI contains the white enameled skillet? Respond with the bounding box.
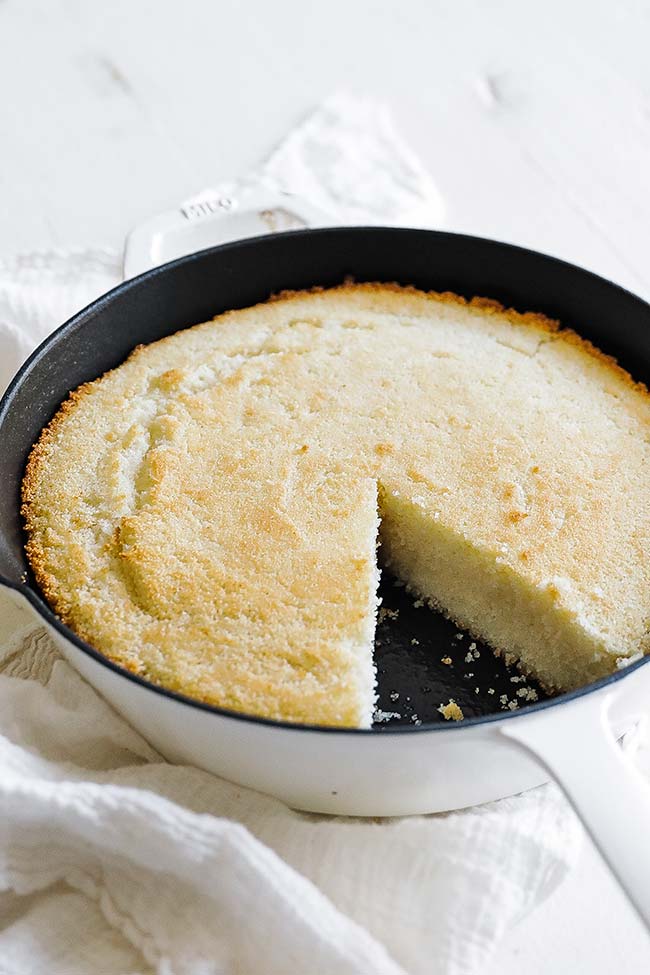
[1,195,649,927]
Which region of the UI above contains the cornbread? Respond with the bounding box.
[438,701,465,722]
[22,284,650,727]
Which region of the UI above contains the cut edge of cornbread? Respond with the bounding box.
[379,491,619,695]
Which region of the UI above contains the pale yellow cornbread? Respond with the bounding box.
[22,284,650,727]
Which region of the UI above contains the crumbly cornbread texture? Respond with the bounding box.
[22,284,650,726]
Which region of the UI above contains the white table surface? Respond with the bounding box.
[1,0,650,970]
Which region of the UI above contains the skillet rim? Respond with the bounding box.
[1,225,649,736]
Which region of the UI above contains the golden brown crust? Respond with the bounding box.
[22,386,90,627]
[270,279,562,332]
[269,281,649,399]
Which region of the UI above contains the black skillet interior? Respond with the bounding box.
[1,227,649,729]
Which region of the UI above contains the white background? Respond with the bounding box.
[1,0,650,970]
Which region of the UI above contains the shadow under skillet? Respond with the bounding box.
[372,571,549,728]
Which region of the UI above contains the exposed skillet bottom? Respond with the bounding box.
[373,570,546,728]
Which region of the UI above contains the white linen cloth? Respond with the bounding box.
[0,93,596,975]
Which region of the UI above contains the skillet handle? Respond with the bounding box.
[501,692,650,931]
[123,189,332,279]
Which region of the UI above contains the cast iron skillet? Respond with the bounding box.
[1,227,650,926]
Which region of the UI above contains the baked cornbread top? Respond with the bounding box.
[22,284,650,725]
